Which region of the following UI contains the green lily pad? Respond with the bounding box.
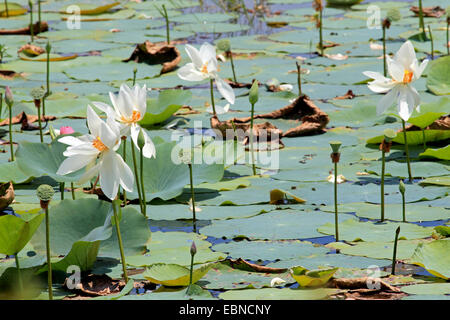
[340,240,430,260]
[367,130,450,146]
[219,287,339,300]
[420,145,450,161]
[410,240,450,280]
[426,56,450,95]
[142,262,215,286]
[0,213,44,255]
[420,177,450,187]
[290,266,338,287]
[401,282,450,295]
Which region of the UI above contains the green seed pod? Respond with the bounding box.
[31,87,46,100]
[383,129,397,143]
[37,184,55,202]
[137,128,146,150]
[217,39,231,52]
[249,80,259,105]
[45,41,51,53]
[386,8,401,22]
[179,149,192,165]
[329,140,342,153]
[399,180,405,194]
[190,241,197,256]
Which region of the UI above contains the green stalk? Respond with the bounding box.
[229,52,237,83]
[131,143,144,214]
[382,25,387,77]
[296,61,302,96]
[71,182,75,200]
[8,105,14,161]
[422,128,426,150]
[162,4,170,44]
[37,0,41,33]
[139,148,147,217]
[391,226,400,275]
[401,120,413,182]
[45,207,53,300]
[132,68,137,86]
[447,19,449,55]
[401,192,406,222]
[112,200,129,283]
[250,102,256,176]
[334,161,339,241]
[4,0,9,18]
[0,93,3,119]
[188,163,196,233]
[29,1,34,42]
[60,182,64,200]
[380,149,385,222]
[428,25,434,60]
[14,254,23,298]
[418,0,425,33]
[37,100,43,143]
[209,79,216,116]
[122,140,127,205]
[44,44,50,116]
[186,252,194,294]
[319,9,323,55]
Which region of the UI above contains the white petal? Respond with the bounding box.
[86,105,102,137]
[98,120,119,150]
[63,143,98,156]
[57,154,97,175]
[397,85,419,121]
[140,128,156,159]
[363,71,391,82]
[367,79,396,93]
[376,86,399,115]
[395,41,417,70]
[207,104,230,115]
[185,44,203,69]
[387,58,405,83]
[177,63,207,82]
[92,101,116,119]
[199,42,217,64]
[413,59,429,81]
[58,136,84,146]
[78,161,100,185]
[99,151,120,200]
[115,153,134,192]
[215,77,235,105]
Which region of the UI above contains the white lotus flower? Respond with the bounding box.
[56,106,134,200]
[206,103,229,115]
[177,42,235,105]
[92,84,156,159]
[363,40,428,121]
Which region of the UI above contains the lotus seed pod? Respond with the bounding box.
[31,87,46,101]
[386,8,401,22]
[399,180,405,194]
[217,39,231,52]
[329,141,342,153]
[383,129,397,143]
[137,128,145,150]
[249,80,259,105]
[5,86,13,108]
[179,149,192,165]
[37,184,55,202]
[190,241,197,256]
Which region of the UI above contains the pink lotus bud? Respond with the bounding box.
[5,86,13,107]
[59,126,74,135]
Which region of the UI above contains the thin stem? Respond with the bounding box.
[60,182,65,200]
[422,128,427,150]
[8,106,14,161]
[296,61,302,96]
[122,140,127,205]
[38,0,41,33]
[0,93,3,119]
[250,103,256,176]
[381,149,385,222]
[418,0,425,33]
[139,148,147,217]
[45,207,53,300]
[209,79,216,116]
[4,0,9,18]
[382,25,387,77]
[391,227,400,275]
[319,9,323,55]
[188,163,196,233]
[131,143,144,214]
[447,20,449,55]
[29,2,34,42]
[37,103,43,143]
[112,200,129,283]
[14,254,23,298]
[42,97,46,118]
[186,253,194,294]
[71,182,75,200]
[162,4,170,44]
[402,192,406,222]
[428,25,434,60]
[229,52,237,83]
[132,68,137,86]
[334,161,339,242]
[401,120,413,182]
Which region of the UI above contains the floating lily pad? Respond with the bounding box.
[290,266,338,287]
[142,262,215,286]
[0,213,44,255]
[219,287,339,300]
[410,240,450,280]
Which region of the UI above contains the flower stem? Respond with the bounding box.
[45,207,53,300]
[296,61,302,96]
[37,101,43,143]
[112,200,129,283]
[59,182,64,200]
[139,149,147,217]
[250,102,256,176]
[381,149,385,222]
[418,0,425,33]
[162,4,170,44]
[0,93,3,119]
[37,0,41,32]
[14,254,23,298]
[382,25,387,77]
[428,25,434,60]
[122,139,127,205]
[8,105,14,161]
[186,253,194,295]
[131,143,144,214]
[229,52,237,83]
[188,163,196,233]
[447,19,449,55]
[209,79,216,116]
[334,160,339,242]
[401,120,413,182]
[29,1,34,42]
[401,192,406,222]
[319,9,323,55]
[391,226,400,275]
[71,182,75,200]
[4,0,9,18]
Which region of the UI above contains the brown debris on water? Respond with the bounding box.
[0,70,23,80]
[410,6,445,18]
[0,111,56,130]
[0,182,14,212]
[123,40,181,74]
[0,21,48,35]
[404,115,450,131]
[330,277,407,300]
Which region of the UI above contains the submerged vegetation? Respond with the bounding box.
[0,0,449,301]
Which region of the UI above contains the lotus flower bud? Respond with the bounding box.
[137,128,145,150]
[399,180,405,194]
[60,126,74,135]
[249,80,259,105]
[190,241,197,256]
[5,86,13,108]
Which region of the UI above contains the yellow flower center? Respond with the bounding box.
[402,70,413,84]
[121,110,141,124]
[201,62,209,74]
[93,137,108,152]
